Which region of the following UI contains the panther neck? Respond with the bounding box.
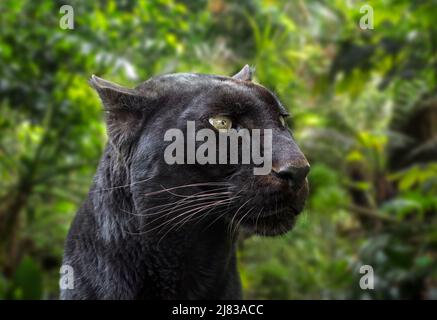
[140,219,241,299]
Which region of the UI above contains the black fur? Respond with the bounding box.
[61,69,309,299]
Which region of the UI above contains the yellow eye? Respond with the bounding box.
[279,115,287,127]
[209,116,232,132]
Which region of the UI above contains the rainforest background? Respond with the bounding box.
[1,0,436,299]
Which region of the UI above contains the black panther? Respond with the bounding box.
[61,65,310,299]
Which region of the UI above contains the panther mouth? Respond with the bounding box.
[240,205,302,236]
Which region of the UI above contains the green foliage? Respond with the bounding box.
[1,0,436,299]
[10,257,43,300]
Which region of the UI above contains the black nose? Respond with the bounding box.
[275,164,310,190]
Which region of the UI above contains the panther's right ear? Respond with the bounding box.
[89,75,146,146]
[232,64,253,81]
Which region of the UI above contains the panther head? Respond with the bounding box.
[90,65,309,237]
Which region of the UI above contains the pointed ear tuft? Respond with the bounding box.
[89,75,140,111]
[90,75,146,146]
[232,64,253,81]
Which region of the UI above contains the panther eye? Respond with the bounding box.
[209,116,232,132]
[279,115,287,127]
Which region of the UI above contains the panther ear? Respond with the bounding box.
[90,75,146,146]
[232,64,252,81]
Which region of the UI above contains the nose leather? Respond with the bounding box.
[274,163,310,190]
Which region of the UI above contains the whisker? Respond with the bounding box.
[123,190,231,218]
[130,194,230,230]
[173,194,242,232]
[127,197,233,236]
[198,195,243,231]
[156,197,239,246]
[90,176,155,193]
[143,182,231,197]
[255,207,264,232]
[158,186,230,199]
[235,206,256,233]
[228,197,252,237]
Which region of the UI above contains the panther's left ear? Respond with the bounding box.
[89,75,147,146]
[232,64,253,81]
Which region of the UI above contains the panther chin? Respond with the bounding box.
[240,206,302,236]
